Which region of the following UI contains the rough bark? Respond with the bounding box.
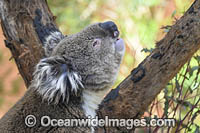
[0,0,200,132]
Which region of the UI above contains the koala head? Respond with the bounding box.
[32,21,125,104]
[52,21,125,91]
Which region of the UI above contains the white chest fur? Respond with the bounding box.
[82,89,109,118]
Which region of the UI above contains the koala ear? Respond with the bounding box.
[31,56,84,104]
[92,38,101,50]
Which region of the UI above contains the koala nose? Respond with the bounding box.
[99,21,119,38]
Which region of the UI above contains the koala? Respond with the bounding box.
[31,21,125,119]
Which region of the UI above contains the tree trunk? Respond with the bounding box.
[0,0,200,132]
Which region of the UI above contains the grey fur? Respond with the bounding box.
[44,31,65,57]
[31,22,125,118]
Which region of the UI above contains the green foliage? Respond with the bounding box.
[0,80,4,94]
[0,50,3,63]
[47,0,92,34]
[11,79,21,94]
[151,55,200,133]
[0,97,4,107]
[141,48,154,53]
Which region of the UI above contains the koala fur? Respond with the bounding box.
[31,21,125,119]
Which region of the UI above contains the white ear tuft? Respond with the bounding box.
[30,56,84,104]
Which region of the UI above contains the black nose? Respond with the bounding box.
[99,21,119,38]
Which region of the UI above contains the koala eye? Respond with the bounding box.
[92,39,101,49]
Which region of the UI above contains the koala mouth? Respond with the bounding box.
[114,38,125,52]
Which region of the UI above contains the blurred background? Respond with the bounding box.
[0,0,199,132]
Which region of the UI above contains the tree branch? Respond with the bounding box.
[99,1,200,131]
[0,0,200,132]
